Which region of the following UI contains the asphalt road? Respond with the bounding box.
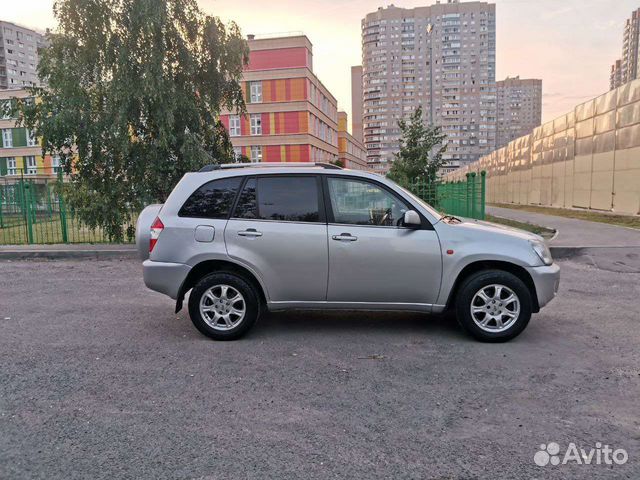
[1,257,639,479]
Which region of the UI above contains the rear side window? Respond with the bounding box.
[179,177,242,218]
[232,176,321,223]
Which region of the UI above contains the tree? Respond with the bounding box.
[387,106,447,186]
[19,0,249,240]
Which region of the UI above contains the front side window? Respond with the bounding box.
[250,145,262,163]
[229,115,240,136]
[250,114,262,135]
[232,176,320,223]
[327,177,409,227]
[2,129,12,148]
[178,176,243,219]
[25,155,37,175]
[250,81,262,103]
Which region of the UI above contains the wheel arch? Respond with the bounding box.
[445,260,540,313]
[175,259,268,313]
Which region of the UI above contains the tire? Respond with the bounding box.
[455,269,532,342]
[188,272,261,341]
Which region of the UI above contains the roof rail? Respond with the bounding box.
[198,162,342,172]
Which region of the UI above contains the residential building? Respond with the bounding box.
[337,111,367,170]
[358,0,497,174]
[350,65,364,143]
[220,34,339,164]
[0,21,46,90]
[496,76,542,149]
[609,8,640,90]
[0,89,59,178]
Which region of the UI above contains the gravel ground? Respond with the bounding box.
[0,257,639,479]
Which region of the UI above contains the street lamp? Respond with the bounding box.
[426,23,434,125]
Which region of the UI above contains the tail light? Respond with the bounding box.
[149,217,164,253]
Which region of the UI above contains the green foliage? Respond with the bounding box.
[387,106,447,186]
[19,0,248,241]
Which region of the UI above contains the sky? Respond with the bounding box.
[3,0,638,124]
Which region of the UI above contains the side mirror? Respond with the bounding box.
[403,210,421,228]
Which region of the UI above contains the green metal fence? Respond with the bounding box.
[407,171,486,220]
[0,168,137,245]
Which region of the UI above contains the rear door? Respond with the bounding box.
[325,176,442,306]
[225,175,328,303]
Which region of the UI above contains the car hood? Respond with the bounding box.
[442,217,544,243]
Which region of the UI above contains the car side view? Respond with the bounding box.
[136,163,560,342]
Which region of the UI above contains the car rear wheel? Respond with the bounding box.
[455,270,532,342]
[188,272,260,340]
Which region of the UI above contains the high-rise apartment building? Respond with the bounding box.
[356,0,496,174]
[609,8,640,90]
[0,21,46,90]
[220,34,339,164]
[496,76,542,149]
[350,65,364,143]
[337,111,367,170]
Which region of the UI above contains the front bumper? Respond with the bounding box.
[143,260,191,299]
[526,263,560,309]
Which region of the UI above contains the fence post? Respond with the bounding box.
[57,171,68,243]
[480,170,486,220]
[470,171,477,219]
[465,173,471,217]
[0,186,3,229]
[23,182,34,244]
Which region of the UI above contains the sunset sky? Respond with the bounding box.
[4,0,638,125]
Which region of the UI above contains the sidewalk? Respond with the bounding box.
[0,243,137,260]
[487,206,640,247]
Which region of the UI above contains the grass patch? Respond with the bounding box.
[0,216,135,245]
[485,214,556,239]
[490,203,640,230]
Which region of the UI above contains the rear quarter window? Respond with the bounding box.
[179,177,243,218]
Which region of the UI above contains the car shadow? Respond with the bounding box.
[250,309,467,341]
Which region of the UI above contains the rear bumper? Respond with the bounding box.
[527,263,560,309]
[143,260,191,299]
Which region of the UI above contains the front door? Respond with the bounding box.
[225,175,328,303]
[325,176,442,306]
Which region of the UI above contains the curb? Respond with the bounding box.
[0,248,138,261]
[549,245,640,260]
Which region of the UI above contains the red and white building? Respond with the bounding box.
[220,34,339,164]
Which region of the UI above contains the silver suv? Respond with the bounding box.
[136,163,559,342]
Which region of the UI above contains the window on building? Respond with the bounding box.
[2,129,13,148]
[250,81,262,103]
[229,115,241,136]
[0,100,11,119]
[25,155,37,175]
[250,145,262,163]
[178,176,243,219]
[233,146,242,162]
[26,129,37,147]
[7,157,17,176]
[52,154,61,173]
[250,114,262,135]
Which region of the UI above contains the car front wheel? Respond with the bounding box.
[455,270,533,342]
[188,272,260,340]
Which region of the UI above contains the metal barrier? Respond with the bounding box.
[0,168,137,245]
[407,171,486,220]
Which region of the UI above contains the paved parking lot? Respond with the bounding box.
[1,256,639,479]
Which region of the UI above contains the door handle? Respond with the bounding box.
[238,229,263,238]
[332,233,357,242]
